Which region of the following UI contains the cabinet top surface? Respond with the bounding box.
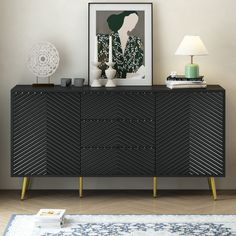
[11,85,224,92]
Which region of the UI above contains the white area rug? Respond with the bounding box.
[4,214,236,236]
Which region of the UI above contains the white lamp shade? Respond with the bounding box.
[175,36,208,56]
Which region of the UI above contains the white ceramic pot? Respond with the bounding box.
[91,62,102,87]
[105,62,116,87]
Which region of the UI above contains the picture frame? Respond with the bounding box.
[88,2,153,86]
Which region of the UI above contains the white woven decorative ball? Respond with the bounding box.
[27,42,60,77]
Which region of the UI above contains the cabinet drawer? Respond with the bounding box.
[81,148,155,176]
[81,120,155,147]
[81,92,155,120]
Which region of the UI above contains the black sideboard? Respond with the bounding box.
[11,85,225,200]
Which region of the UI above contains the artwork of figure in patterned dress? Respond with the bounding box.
[97,11,145,79]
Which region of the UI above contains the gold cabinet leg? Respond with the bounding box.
[153,177,157,198]
[208,177,217,201]
[21,177,29,200]
[79,177,83,198]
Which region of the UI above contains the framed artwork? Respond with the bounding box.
[88,2,153,86]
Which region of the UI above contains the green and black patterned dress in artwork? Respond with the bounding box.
[97,32,144,78]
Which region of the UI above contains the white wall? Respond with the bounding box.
[0,0,236,190]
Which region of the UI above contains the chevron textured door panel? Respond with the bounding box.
[47,92,81,176]
[189,92,225,176]
[117,148,155,176]
[81,148,118,176]
[156,93,191,176]
[81,120,118,147]
[81,93,117,119]
[118,120,155,147]
[12,91,47,176]
[117,93,155,120]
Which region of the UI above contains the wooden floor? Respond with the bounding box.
[1,190,236,234]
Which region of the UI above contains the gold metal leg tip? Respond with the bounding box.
[209,177,217,201]
[153,177,157,198]
[20,177,28,200]
[79,177,83,198]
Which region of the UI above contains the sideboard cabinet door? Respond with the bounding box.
[11,91,81,176]
[47,92,81,176]
[156,92,191,176]
[12,91,47,176]
[156,90,225,177]
[189,91,225,176]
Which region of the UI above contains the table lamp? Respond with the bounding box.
[175,35,208,78]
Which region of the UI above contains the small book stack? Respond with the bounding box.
[166,75,207,89]
[35,209,66,228]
